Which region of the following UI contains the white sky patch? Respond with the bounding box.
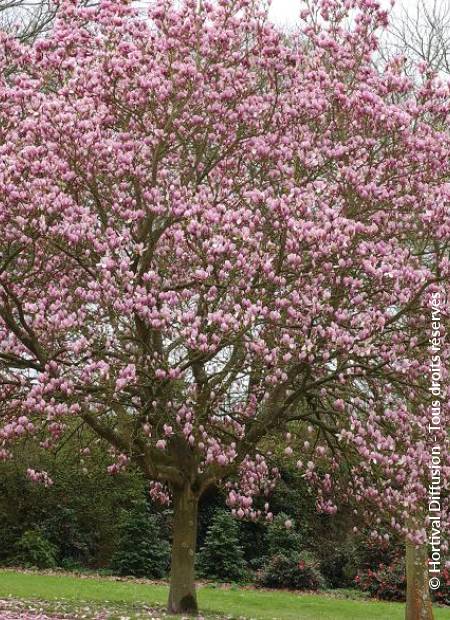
[269,0,301,25]
[268,0,426,26]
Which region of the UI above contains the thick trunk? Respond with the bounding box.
[168,483,199,615]
[405,541,434,620]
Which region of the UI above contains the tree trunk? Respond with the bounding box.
[405,541,434,620]
[168,483,199,615]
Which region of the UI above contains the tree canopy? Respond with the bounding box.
[0,0,449,613]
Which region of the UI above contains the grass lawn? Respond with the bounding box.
[0,569,449,619]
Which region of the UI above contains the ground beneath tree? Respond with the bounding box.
[2,571,449,620]
[0,599,183,620]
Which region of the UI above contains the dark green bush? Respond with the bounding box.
[197,511,247,582]
[258,550,326,590]
[355,557,406,601]
[266,513,302,557]
[111,501,170,578]
[197,487,225,549]
[318,540,360,587]
[239,519,268,571]
[432,565,450,606]
[0,439,147,569]
[355,552,449,605]
[45,506,95,568]
[13,529,58,569]
[258,515,325,590]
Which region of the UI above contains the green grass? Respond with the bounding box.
[0,570,449,619]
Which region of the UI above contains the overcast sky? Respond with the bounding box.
[269,0,299,25]
[268,0,418,26]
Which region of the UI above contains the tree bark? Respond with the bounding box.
[168,483,199,615]
[405,541,434,620]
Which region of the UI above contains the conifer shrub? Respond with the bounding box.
[196,511,247,582]
[111,501,170,578]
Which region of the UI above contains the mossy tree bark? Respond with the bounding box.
[405,540,434,620]
[168,482,199,615]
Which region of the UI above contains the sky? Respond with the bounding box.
[131,0,421,27]
[268,0,421,26]
[269,0,300,25]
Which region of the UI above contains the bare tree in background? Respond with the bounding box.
[386,0,450,74]
[0,1,58,42]
[0,0,101,42]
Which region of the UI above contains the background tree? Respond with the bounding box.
[13,528,58,569]
[111,500,171,579]
[0,0,57,42]
[0,0,103,43]
[197,510,247,582]
[0,0,449,615]
[386,0,450,75]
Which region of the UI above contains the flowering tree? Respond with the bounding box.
[0,0,449,613]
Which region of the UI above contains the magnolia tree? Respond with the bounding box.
[0,0,449,614]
